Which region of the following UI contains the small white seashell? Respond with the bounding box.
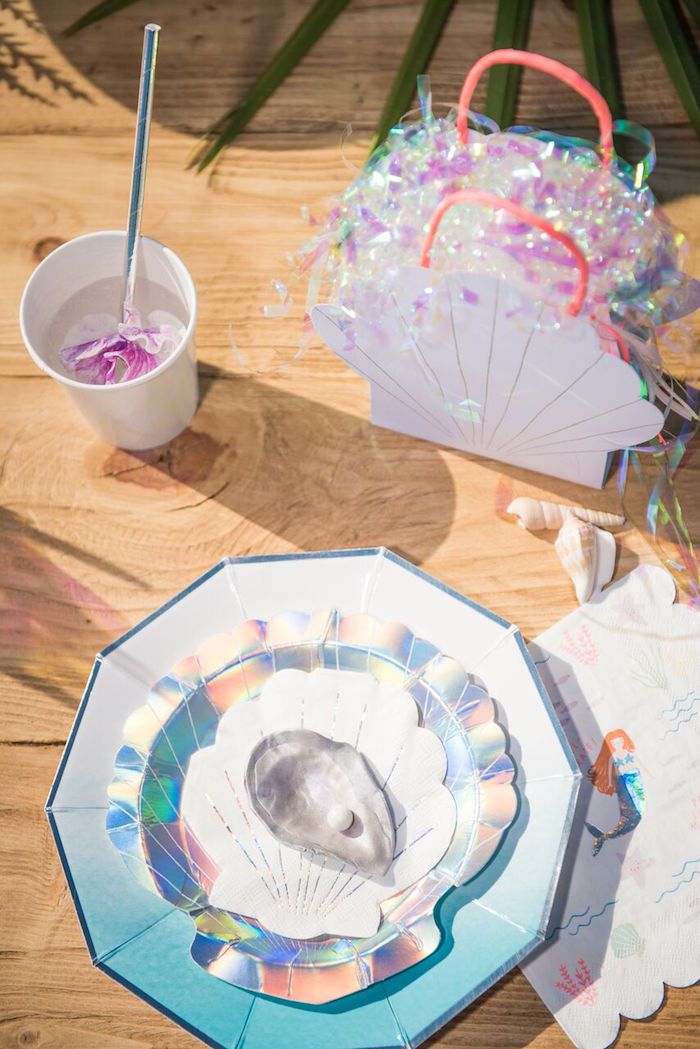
[507,496,625,532]
[554,514,617,604]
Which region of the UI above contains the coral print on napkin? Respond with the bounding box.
[522,566,700,1049]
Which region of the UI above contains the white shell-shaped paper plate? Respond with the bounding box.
[181,668,458,940]
[47,549,580,1049]
[312,269,664,488]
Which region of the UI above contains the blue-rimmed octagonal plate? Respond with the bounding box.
[47,548,579,1049]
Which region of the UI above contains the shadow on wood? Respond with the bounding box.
[0,507,131,709]
[99,369,459,564]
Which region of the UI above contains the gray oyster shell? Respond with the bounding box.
[245,728,395,876]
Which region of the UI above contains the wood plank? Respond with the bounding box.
[0,0,697,196]
[0,365,659,744]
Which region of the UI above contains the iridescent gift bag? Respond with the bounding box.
[301,50,700,587]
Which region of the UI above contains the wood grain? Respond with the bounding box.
[0,2,699,1048]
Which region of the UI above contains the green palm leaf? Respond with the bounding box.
[485,0,534,127]
[369,0,457,155]
[575,0,623,117]
[64,0,141,36]
[63,0,699,172]
[192,0,350,172]
[638,0,700,135]
[681,0,700,28]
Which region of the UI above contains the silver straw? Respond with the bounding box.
[121,22,160,318]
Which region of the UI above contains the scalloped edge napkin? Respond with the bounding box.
[522,565,700,1049]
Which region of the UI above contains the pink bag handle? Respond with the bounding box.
[457,49,613,166]
[420,188,589,316]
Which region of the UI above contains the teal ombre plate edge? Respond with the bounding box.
[45,547,579,1049]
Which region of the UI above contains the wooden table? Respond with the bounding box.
[1,2,699,1046]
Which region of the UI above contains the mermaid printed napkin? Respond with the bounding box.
[522,565,700,1049]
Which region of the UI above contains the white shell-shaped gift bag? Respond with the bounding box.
[313,189,664,488]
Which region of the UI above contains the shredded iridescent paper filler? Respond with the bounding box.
[286,107,699,362]
[620,398,700,604]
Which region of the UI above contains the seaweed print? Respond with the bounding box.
[561,625,598,667]
[555,959,597,1006]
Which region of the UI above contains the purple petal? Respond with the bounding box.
[60,328,175,385]
[117,322,179,354]
[103,339,164,382]
[60,334,125,384]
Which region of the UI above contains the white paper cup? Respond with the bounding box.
[19,231,198,450]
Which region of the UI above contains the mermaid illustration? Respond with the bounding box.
[584,730,645,856]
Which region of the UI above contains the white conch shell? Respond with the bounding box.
[507,497,625,532]
[555,514,617,604]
